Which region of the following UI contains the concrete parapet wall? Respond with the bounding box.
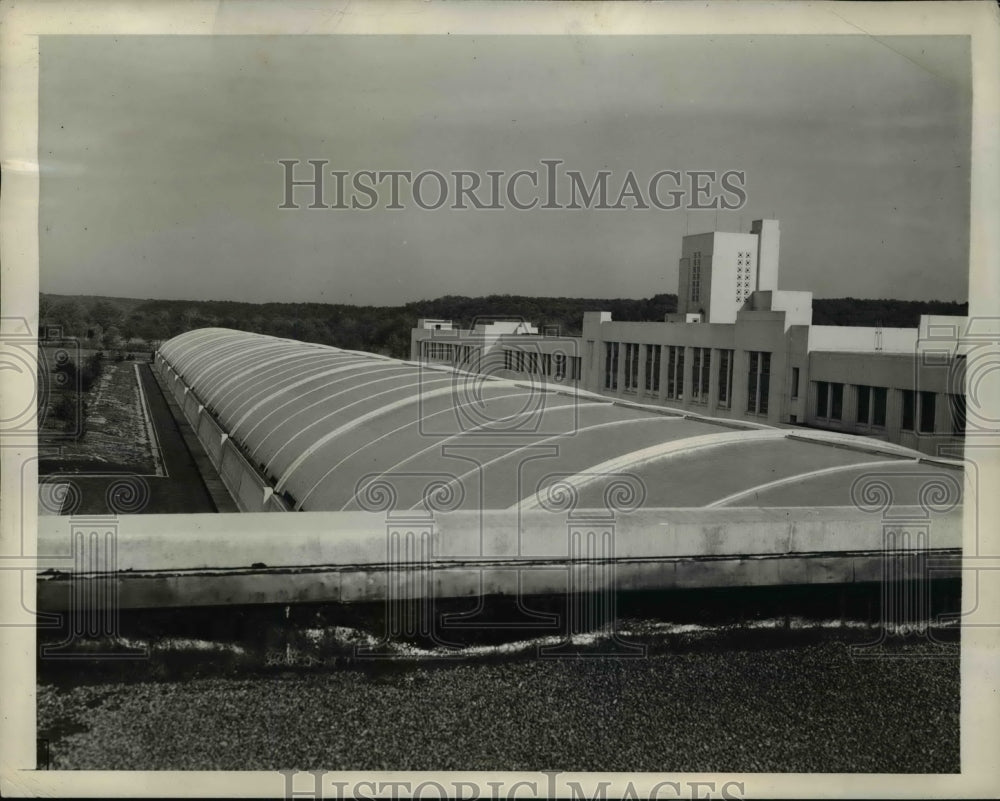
[36,507,961,610]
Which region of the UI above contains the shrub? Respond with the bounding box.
[55,352,106,393]
[51,394,86,435]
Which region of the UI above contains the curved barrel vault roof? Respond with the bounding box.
[158,329,966,513]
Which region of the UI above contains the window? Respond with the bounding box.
[690,252,702,304]
[857,385,871,424]
[645,345,661,393]
[666,345,685,400]
[901,390,915,431]
[856,385,887,428]
[503,349,514,371]
[759,353,770,414]
[816,381,829,418]
[426,341,454,362]
[527,352,539,375]
[604,342,619,390]
[570,356,582,381]
[692,347,711,402]
[919,391,936,433]
[554,353,566,380]
[872,387,887,427]
[900,389,935,433]
[747,351,770,414]
[623,343,640,391]
[735,250,754,304]
[815,381,843,421]
[791,367,800,399]
[717,349,734,407]
[542,353,552,377]
[830,383,843,420]
[950,393,966,435]
[516,350,525,373]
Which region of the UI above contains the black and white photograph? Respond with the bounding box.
[2,1,999,797]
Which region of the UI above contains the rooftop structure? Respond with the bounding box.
[156,327,961,514]
[411,220,968,457]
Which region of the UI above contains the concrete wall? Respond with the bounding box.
[579,310,800,426]
[752,290,813,327]
[677,232,712,318]
[36,506,962,610]
[810,325,918,354]
[751,218,780,292]
[708,231,760,324]
[806,350,964,456]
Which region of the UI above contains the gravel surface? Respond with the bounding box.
[38,640,958,772]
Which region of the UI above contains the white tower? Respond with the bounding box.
[751,219,780,292]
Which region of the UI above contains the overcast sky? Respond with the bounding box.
[39,34,970,305]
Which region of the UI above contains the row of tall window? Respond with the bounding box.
[645,344,661,393]
[603,342,757,413]
[746,351,770,415]
[665,345,684,400]
[718,349,735,408]
[503,349,581,381]
[425,341,461,362]
[690,252,702,304]
[424,341,478,367]
[814,382,966,435]
[691,347,711,402]
[623,343,641,391]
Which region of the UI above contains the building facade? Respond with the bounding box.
[411,318,584,390]
[410,220,967,457]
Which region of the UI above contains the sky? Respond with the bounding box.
[39,34,971,305]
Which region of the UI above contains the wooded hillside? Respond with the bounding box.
[39,292,968,360]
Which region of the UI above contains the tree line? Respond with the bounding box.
[40,292,968,361]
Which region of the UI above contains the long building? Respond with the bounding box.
[32,324,961,614]
[153,325,964,516]
[411,219,967,457]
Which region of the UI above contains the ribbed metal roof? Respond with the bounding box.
[159,329,965,513]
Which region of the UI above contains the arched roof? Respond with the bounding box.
[158,329,965,513]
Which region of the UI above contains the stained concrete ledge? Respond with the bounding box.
[36,506,962,610]
[37,550,962,611]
